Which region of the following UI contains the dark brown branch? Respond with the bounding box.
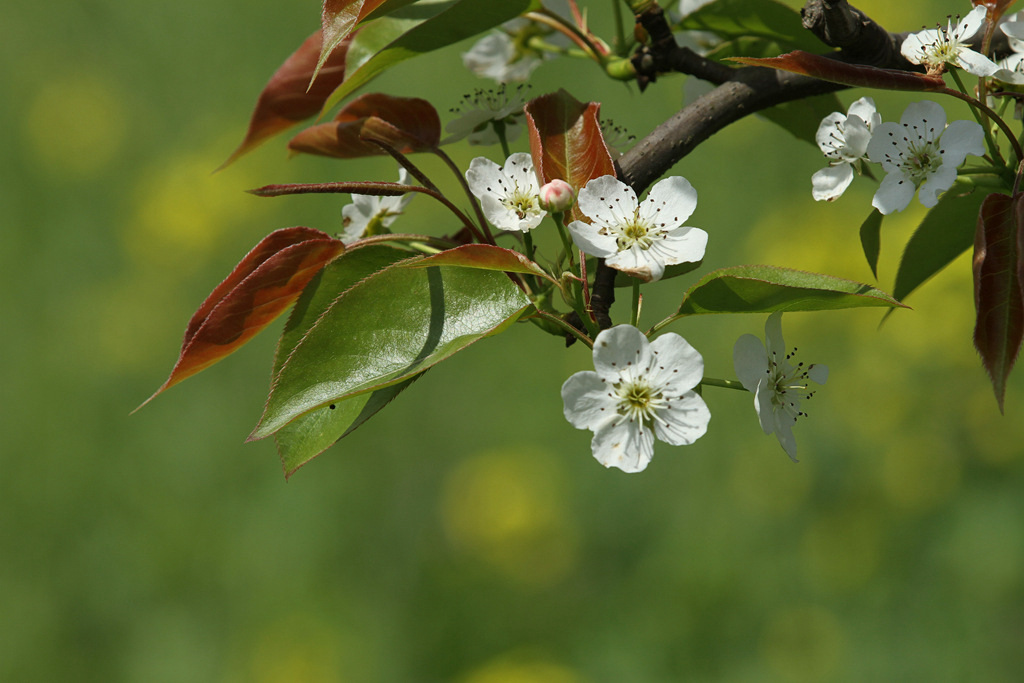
[585,0,928,328]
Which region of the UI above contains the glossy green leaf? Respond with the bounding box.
[972,192,1024,412]
[250,261,531,439]
[321,0,540,114]
[676,264,905,315]
[271,244,413,476]
[893,182,987,302]
[860,208,883,279]
[679,0,827,51]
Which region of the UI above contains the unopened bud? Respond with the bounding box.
[538,179,575,212]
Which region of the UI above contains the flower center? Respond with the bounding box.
[613,379,664,426]
[902,140,944,183]
[767,348,821,421]
[616,215,655,251]
[502,188,541,220]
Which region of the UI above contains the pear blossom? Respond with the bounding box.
[992,12,1024,84]
[567,175,708,282]
[901,6,998,77]
[1001,10,1024,52]
[733,312,828,462]
[811,97,881,201]
[444,85,529,146]
[562,325,711,473]
[465,152,545,232]
[340,168,415,244]
[462,31,542,83]
[866,100,984,214]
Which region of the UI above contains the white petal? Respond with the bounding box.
[638,176,697,227]
[815,111,847,154]
[502,152,538,192]
[591,325,650,380]
[902,100,947,132]
[763,311,786,356]
[567,220,618,258]
[840,115,873,158]
[900,30,938,64]
[807,363,829,384]
[872,171,916,214]
[653,391,710,446]
[866,122,902,169]
[811,164,854,202]
[846,97,879,130]
[916,164,958,208]
[607,246,662,282]
[939,119,985,167]
[773,419,799,462]
[465,157,503,199]
[733,334,767,393]
[955,6,988,42]
[576,175,638,228]
[479,194,519,231]
[591,419,654,472]
[648,332,704,391]
[753,378,777,435]
[561,371,616,430]
[956,48,1000,76]
[658,226,708,266]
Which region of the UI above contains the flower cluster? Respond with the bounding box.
[812,99,984,213]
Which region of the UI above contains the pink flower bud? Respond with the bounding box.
[538,179,575,212]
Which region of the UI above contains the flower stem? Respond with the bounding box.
[699,377,747,391]
[493,119,513,160]
[630,278,641,327]
[431,147,496,245]
[551,212,576,270]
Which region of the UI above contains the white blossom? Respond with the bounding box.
[1000,10,1024,52]
[443,85,529,147]
[866,100,984,214]
[567,175,708,282]
[811,97,881,202]
[465,152,545,232]
[992,11,1024,84]
[340,168,414,244]
[562,325,710,473]
[462,31,542,83]
[733,312,828,462]
[901,6,999,77]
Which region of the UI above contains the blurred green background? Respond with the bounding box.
[3,1,1023,681]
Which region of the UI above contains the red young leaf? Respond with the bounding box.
[401,244,557,284]
[288,93,440,159]
[973,192,1024,412]
[525,89,615,222]
[138,227,345,409]
[219,30,352,170]
[316,0,390,83]
[728,51,949,92]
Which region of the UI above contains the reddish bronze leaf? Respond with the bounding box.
[138,228,345,409]
[219,30,352,170]
[973,192,1024,412]
[316,0,391,83]
[288,93,440,159]
[728,51,949,92]
[402,244,557,284]
[525,89,615,222]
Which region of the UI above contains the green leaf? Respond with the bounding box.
[679,0,828,52]
[268,245,411,475]
[972,192,1024,412]
[859,208,883,279]
[676,264,905,315]
[322,0,540,114]
[892,182,987,302]
[275,377,420,478]
[250,260,531,440]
